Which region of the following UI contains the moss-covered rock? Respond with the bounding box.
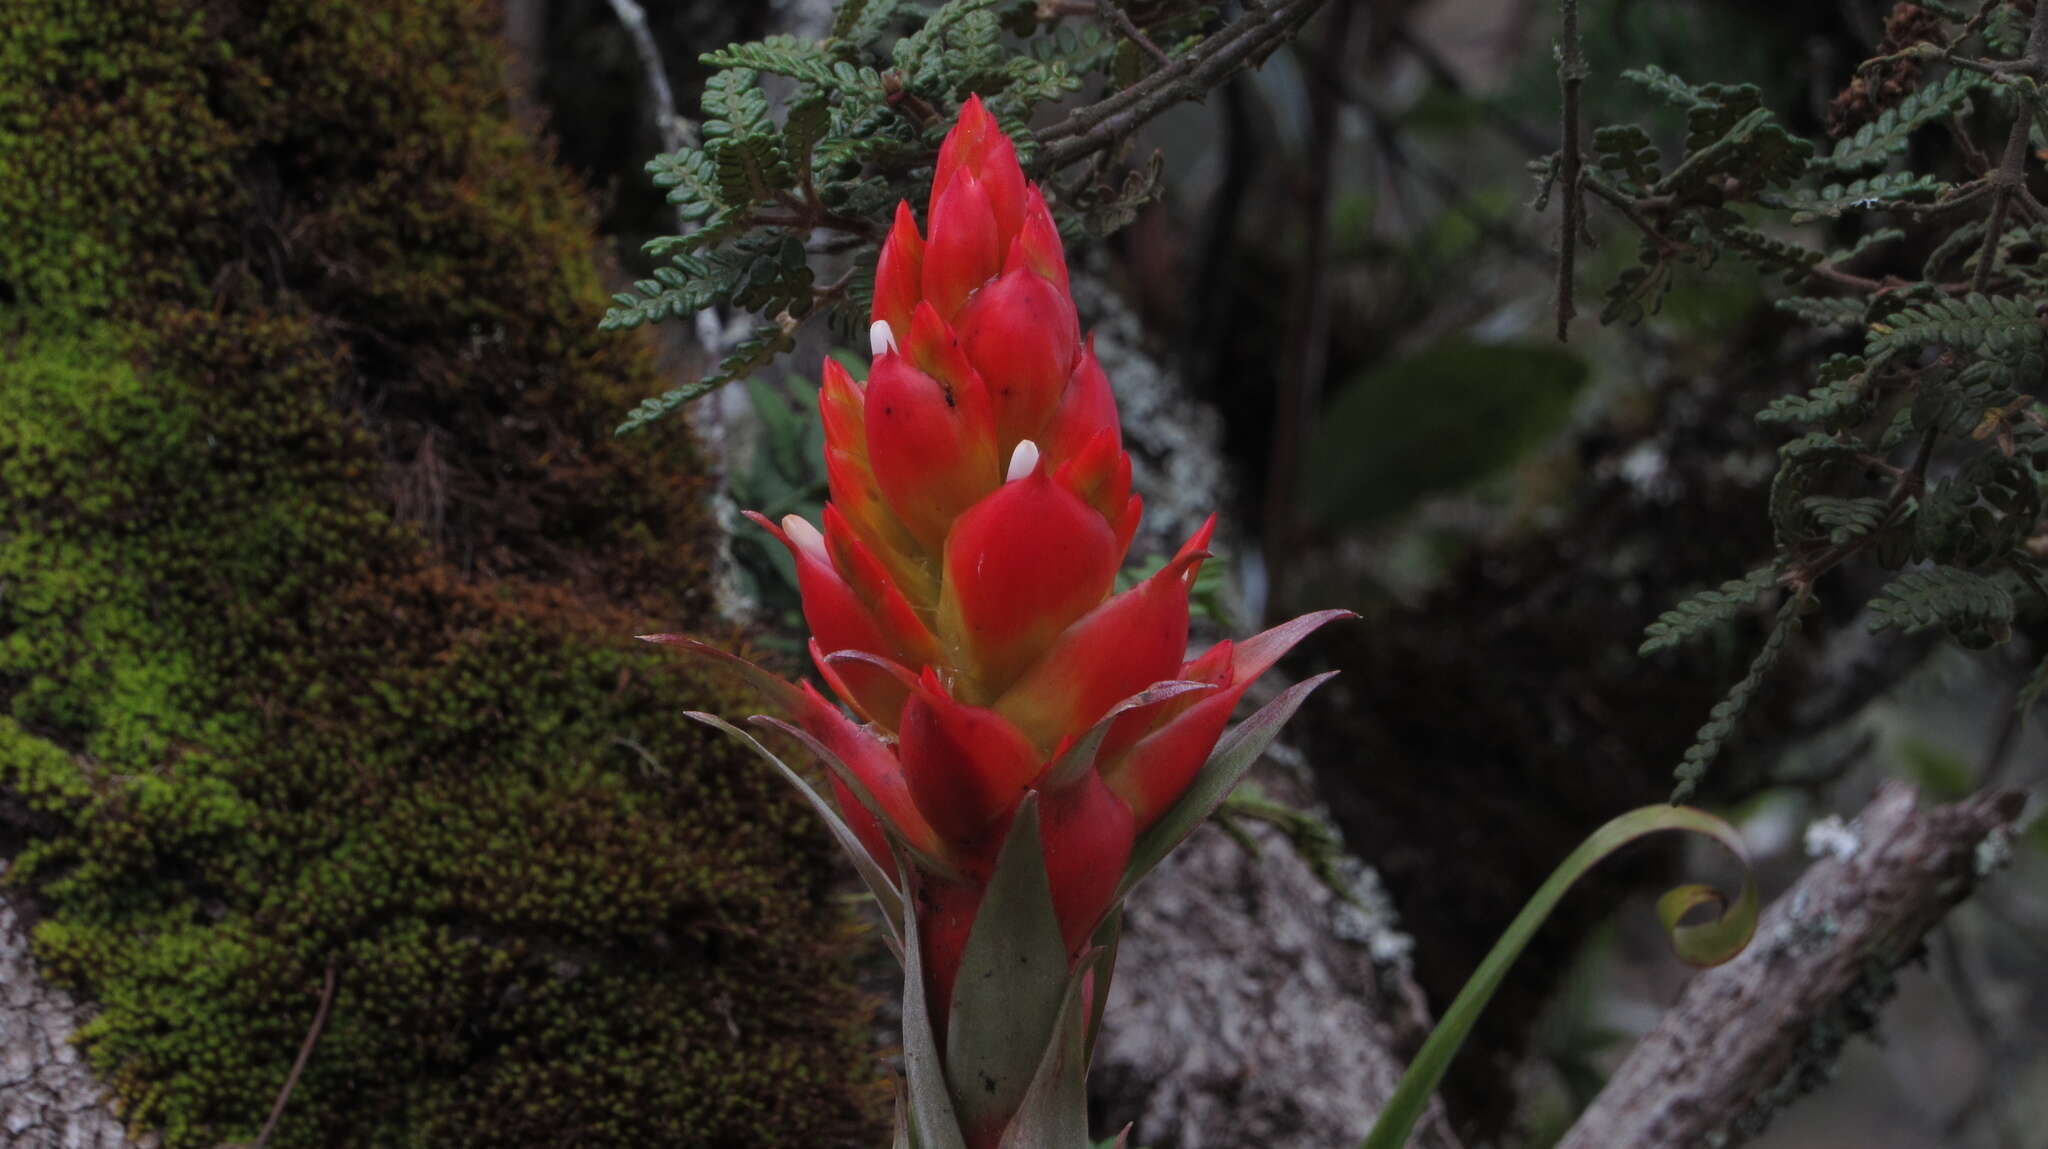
[0,2,881,1145]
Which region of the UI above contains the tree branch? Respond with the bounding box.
[1969,0,2048,293]
[1557,784,2025,1149]
[604,0,688,159]
[1554,0,1586,341]
[1035,0,1330,170]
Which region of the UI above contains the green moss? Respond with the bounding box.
[0,2,880,1146]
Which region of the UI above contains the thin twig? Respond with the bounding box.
[1035,0,1330,170]
[1385,19,1555,156]
[1554,0,1586,341]
[1970,0,2048,293]
[605,0,688,158]
[1099,0,1173,67]
[1259,0,1351,611]
[602,0,731,368]
[246,961,338,1149]
[1293,42,1554,267]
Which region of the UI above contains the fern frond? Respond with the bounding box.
[1814,71,1984,173]
[1765,172,1948,220]
[616,323,798,436]
[1866,565,2014,642]
[1867,293,2042,357]
[1641,567,1781,655]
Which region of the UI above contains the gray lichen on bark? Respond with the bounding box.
[1,871,154,1149]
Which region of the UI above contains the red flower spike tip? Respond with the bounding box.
[873,201,925,340]
[921,168,1002,322]
[1102,611,1357,830]
[747,511,912,724]
[932,94,1026,244]
[1053,427,1133,525]
[653,97,1352,1149]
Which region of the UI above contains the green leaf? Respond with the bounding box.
[1302,340,1589,527]
[1773,295,1867,330]
[1639,567,1779,655]
[1081,909,1121,1067]
[1042,680,1217,790]
[900,852,971,1149]
[1867,293,2042,358]
[1757,354,1869,424]
[1866,564,2014,644]
[832,0,903,48]
[646,146,722,218]
[945,794,1075,1144]
[1359,805,1758,1149]
[682,710,906,951]
[1674,590,1809,799]
[1814,70,1984,173]
[994,952,1096,1149]
[616,322,796,435]
[1121,671,1340,895]
[704,35,886,97]
[1591,123,1662,193]
[784,93,832,191]
[1764,171,1948,221]
[1802,495,1890,544]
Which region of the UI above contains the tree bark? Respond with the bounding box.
[1559,783,2025,1149]
[1095,757,1463,1149]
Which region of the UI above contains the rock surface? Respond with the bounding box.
[1,876,153,1149]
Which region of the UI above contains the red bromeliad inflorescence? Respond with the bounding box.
[648,96,1348,1149]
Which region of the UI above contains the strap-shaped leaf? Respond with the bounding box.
[899,852,970,1149]
[748,714,961,884]
[1359,805,1757,1149]
[1081,909,1122,1068]
[946,794,1074,1144]
[684,711,904,952]
[996,947,1099,1149]
[1119,671,1340,895]
[1041,679,1216,790]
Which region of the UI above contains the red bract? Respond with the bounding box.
[646,94,1350,1149]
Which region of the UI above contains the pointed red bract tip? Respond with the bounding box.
[1042,338,1119,470]
[931,95,1025,244]
[873,201,924,338]
[1039,770,1134,953]
[955,265,1080,452]
[992,520,1211,750]
[864,348,1000,553]
[921,168,1002,321]
[898,676,1045,855]
[939,469,1121,696]
[1013,185,1070,294]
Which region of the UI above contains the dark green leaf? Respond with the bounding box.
[1303,341,1589,527]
